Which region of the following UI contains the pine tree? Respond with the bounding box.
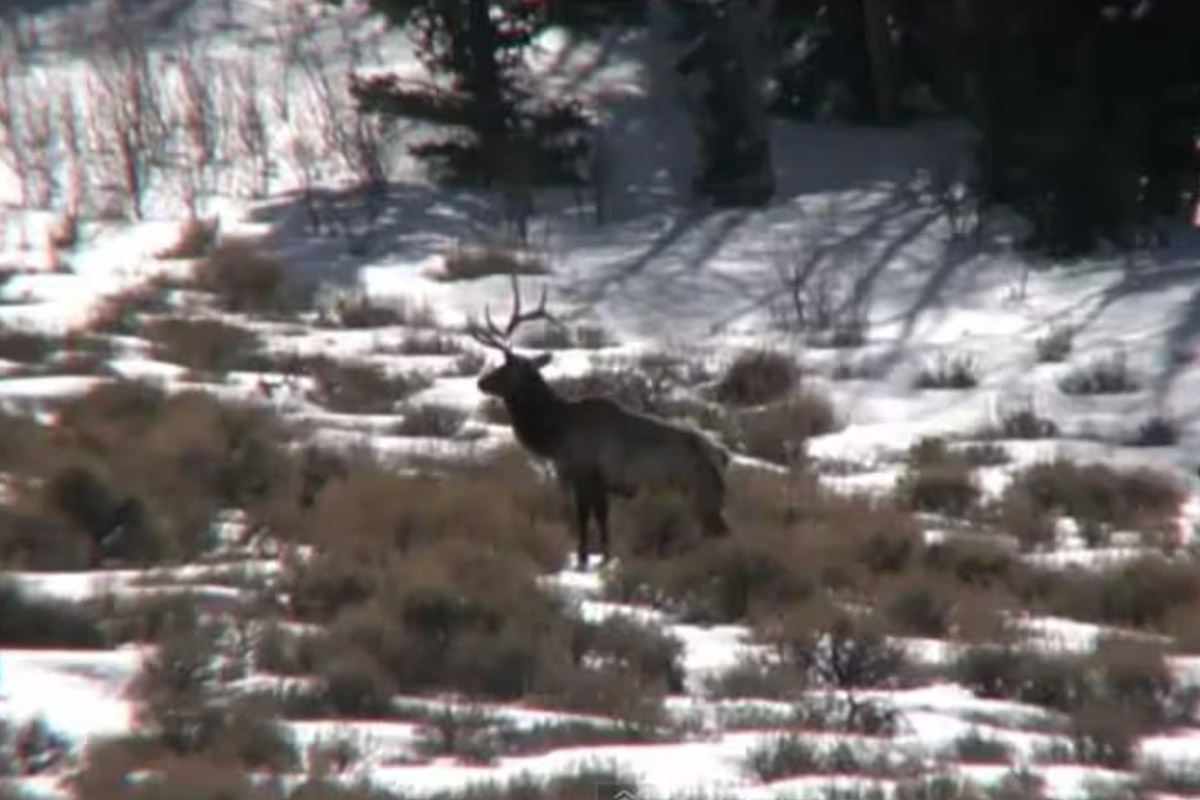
[347,0,591,188]
[670,0,776,208]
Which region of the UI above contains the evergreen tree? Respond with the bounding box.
[346,0,591,188]
[669,0,776,208]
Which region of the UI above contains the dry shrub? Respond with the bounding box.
[954,643,1086,712]
[412,703,503,764]
[7,382,294,567]
[453,350,488,377]
[951,729,1014,763]
[439,241,547,281]
[142,317,265,375]
[1138,759,1200,797]
[301,356,434,414]
[1069,637,1195,768]
[0,327,58,364]
[89,280,174,336]
[1059,352,1139,395]
[391,403,467,438]
[0,578,106,647]
[192,237,290,313]
[281,453,679,725]
[914,352,979,389]
[999,460,1183,546]
[1035,325,1075,363]
[1128,416,1179,447]
[608,471,922,624]
[895,438,981,518]
[724,391,840,466]
[921,536,1021,591]
[320,291,437,329]
[985,405,1058,439]
[127,603,297,771]
[878,569,960,638]
[704,654,807,700]
[316,648,398,719]
[74,752,285,800]
[389,332,463,356]
[304,460,565,566]
[158,217,218,260]
[1035,554,1200,630]
[762,600,908,691]
[712,348,800,406]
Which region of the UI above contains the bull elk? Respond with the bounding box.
[468,276,732,570]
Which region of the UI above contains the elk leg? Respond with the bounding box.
[572,481,593,571]
[595,489,611,566]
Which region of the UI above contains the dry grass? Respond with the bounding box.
[191,237,295,314]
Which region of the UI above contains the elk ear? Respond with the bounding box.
[530,352,553,370]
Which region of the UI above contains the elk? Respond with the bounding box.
[468,276,732,570]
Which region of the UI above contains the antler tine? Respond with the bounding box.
[468,273,561,352]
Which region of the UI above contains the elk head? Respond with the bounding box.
[466,274,560,399]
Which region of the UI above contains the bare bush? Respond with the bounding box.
[226,58,273,198]
[983,402,1058,440]
[895,437,981,518]
[1035,324,1075,363]
[85,8,169,220]
[608,472,921,623]
[143,317,265,375]
[1059,351,1139,395]
[391,403,467,438]
[192,237,292,314]
[1127,416,1179,447]
[999,460,1182,547]
[302,356,433,414]
[170,30,222,218]
[915,352,979,389]
[712,348,800,406]
[723,391,840,466]
[0,68,58,211]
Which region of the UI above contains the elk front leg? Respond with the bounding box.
[572,480,593,571]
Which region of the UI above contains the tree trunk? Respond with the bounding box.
[861,0,898,123]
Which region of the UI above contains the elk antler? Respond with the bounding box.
[467,272,560,352]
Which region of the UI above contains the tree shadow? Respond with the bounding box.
[244,182,500,290]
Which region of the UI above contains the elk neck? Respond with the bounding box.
[503,372,570,458]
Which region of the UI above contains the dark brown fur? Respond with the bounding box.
[477,350,731,569]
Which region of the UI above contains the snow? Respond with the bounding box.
[1,1,1200,799]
